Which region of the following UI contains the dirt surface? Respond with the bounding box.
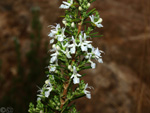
[0,0,150,113]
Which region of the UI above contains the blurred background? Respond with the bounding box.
[0,0,150,113]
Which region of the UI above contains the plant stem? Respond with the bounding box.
[60,80,70,109]
[78,16,82,34]
[60,11,83,113]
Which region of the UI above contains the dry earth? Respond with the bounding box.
[0,0,150,113]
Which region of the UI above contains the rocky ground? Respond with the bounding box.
[0,0,150,113]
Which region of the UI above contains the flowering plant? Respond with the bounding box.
[29,0,103,112]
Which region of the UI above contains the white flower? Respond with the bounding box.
[84,83,93,99]
[37,86,43,100]
[78,33,92,52]
[50,39,54,44]
[85,47,103,68]
[45,79,51,86]
[61,42,72,58]
[71,66,81,84]
[45,80,50,85]
[48,24,60,38]
[89,15,103,28]
[45,86,52,98]
[61,48,72,58]
[45,80,53,98]
[48,24,60,37]
[57,27,66,41]
[59,0,73,9]
[50,52,58,63]
[50,46,59,63]
[48,24,60,44]
[68,36,77,54]
[88,54,96,69]
[93,47,103,63]
[48,65,56,72]
[37,97,41,101]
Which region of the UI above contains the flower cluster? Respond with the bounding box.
[29,0,104,112]
[47,23,103,86]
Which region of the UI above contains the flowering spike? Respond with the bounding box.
[29,0,104,112]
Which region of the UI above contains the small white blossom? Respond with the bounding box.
[68,36,77,54]
[78,32,92,52]
[61,42,72,58]
[89,15,103,28]
[45,80,53,98]
[57,28,66,41]
[48,24,60,37]
[84,83,93,99]
[61,48,72,58]
[50,45,59,63]
[37,86,44,100]
[45,86,52,98]
[71,66,81,84]
[93,47,103,63]
[85,47,103,68]
[48,24,61,44]
[59,0,73,9]
[88,55,96,69]
[45,79,51,86]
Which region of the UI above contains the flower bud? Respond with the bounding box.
[45,80,49,85]
[52,44,56,48]
[85,55,89,59]
[56,45,60,50]
[62,19,67,25]
[55,70,59,73]
[40,110,43,113]
[87,3,91,7]
[57,102,60,106]
[68,65,72,70]
[54,35,57,39]
[71,22,75,27]
[79,6,82,11]
[68,65,73,71]
[76,88,79,90]
[56,106,59,110]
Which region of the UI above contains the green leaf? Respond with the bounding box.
[86,8,96,17]
[71,18,81,22]
[79,66,92,71]
[65,30,72,35]
[83,21,93,24]
[89,32,99,36]
[45,71,49,74]
[71,93,85,101]
[81,74,86,77]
